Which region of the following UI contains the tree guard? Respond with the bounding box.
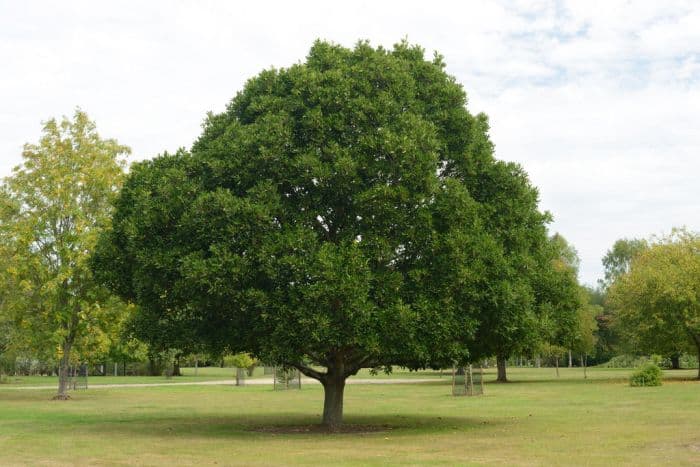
[452,365,483,396]
[273,367,301,390]
[69,364,88,390]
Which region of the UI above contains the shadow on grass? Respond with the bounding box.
[54,411,501,439]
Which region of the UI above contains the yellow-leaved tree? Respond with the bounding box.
[609,229,700,380]
[1,110,129,398]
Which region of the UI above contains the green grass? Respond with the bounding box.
[1,367,698,465]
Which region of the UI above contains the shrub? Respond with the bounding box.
[630,363,663,387]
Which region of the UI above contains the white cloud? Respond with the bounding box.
[1,0,699,285]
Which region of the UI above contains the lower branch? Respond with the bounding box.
[291,362,326,382]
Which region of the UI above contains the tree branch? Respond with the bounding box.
[291,362,326,382]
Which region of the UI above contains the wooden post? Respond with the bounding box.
[479,366,484,394]
[468,365,474,396]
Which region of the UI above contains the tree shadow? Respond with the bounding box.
[64,411,501,439]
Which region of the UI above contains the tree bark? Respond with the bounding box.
[172,356,181,377]
[568,350,572,368]
[670,354,680,370]
[555,356,559,378]
[582,354,587,379]
[695,338,700,380]
[55,341,72,400]
[496,355,508,382]
[293,352,367,429]
[148,356,157,376]
[322,374,346,430]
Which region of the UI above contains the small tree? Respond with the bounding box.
[1,110,128,398]
[570,298,599,378]
[223,352,257,375]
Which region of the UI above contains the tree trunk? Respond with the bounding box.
[55,341,72,400]
[194,358,198,376]
[172,356,181,377]
[293,353,365,429]
[555,356,559,378]
[496,355,508,382]
[582,354,587,379]
[321,374,346,430]
[148,357,157,376]
[670,354,680,370]
[536,355,541,368]
[695,338,700,380]
[568,350,572,368]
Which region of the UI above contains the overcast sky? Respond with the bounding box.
[2,0,698,285]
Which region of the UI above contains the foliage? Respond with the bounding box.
[463,166,560,372]
[1,109,129,396]
[596,353,698,369]
[600,237,647,289]
[93,40,556,425]
[536,235,585,358]
[608,229,700,379]
[629,362,663,387]
[571,296,599,355]
[223,353,257,370]
[582,285,618,364]
[550,233,580,273]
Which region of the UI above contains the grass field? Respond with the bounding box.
[1,367,698,465]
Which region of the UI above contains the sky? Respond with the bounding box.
[1,0,699,286]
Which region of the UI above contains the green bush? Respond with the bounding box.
[630,363,663,387]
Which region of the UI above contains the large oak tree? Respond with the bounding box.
[94,40,552,427]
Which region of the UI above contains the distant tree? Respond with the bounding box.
[593,238,649,364]
[608,229,700,379]
[93,40,554,428]
[0,208,17,374]
[460,161,554,383]
[570,291,600,377]
[600,238,647,289]
[583,285,617,364]
[551,233,581,273]
[536,234,584,371]
[1,110,128,398]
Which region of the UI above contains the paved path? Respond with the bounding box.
[2,377,444,390]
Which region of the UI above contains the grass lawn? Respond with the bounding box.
[0,367,698,465]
